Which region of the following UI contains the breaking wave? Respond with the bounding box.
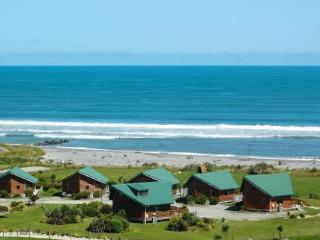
[1,120,320,140]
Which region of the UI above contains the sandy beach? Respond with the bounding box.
[42,146,320,169]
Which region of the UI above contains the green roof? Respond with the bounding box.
[243,173,294,197]
[192,171,238,190]
[0,167,38,184]
[128,183,149,192]
[141,167,180,185]
[112,181,174,207]
[77,166,109,184]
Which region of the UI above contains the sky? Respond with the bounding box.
[0,0,320,65]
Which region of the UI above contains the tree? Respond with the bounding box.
[222,224,230,240]
[276,225,284,240]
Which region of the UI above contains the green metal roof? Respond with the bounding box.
[243,173,294,197]
[78,166,109,184]
[128,183,149,192]
[192,171,238,190]
[0,167,38,184]
[112,181,174,207]
[142,167,180,185]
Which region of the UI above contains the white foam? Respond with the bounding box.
[1,120,320,140]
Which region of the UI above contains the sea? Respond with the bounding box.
[0,66,320,160]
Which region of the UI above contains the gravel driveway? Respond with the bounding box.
[184,204,297,221]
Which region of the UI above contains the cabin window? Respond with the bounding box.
[16,185,21,190]
[85,185,90,190]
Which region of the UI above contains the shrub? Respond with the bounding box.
[166,216,188,232]
[71,191,90,200]
[93,191,102,198]
[87,201,101,209]
[195,195,208,205]
[185,195,195,204]
[77,203,100,217]
[100,204,112,214]
[10,201,25,212]
[83,206,100,217]
[105,218,124,233]
[88,215,129,233]
[0,205,9,212]
[209,196,219,205]
[289,214,297,219]
[10,201,23,207]
[182,212,199,226]
[0,190,8,198]
[46,205,84,225]
[299,213,305,218]
[88,218,105,233]
[116,209,127,219]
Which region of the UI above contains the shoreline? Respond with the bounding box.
[42,146,320,169]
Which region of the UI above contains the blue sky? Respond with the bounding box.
[1,0,320,65]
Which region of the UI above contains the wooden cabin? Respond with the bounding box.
[241,173,295,212]
[110,181,176,223]
[0,167,38,195]
[62,166,109,195]
[129,167,181,198]
[186,171,238,202]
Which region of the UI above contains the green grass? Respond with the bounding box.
[0,144,45,169]
[0,205,319,240]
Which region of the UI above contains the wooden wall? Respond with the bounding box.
[187,177,236,202]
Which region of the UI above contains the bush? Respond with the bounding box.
[105,218,124,233]
[10,201,23,207]
[87,201,101,209]
[182,212,199,226]
[71,191,90,200]
[195,195,208,205]
[88,218,106,233]
[93,191,102,198]
[83,206,100,217]
[77,203,100,217]
[88,215,129,233]
[209,196,219,205]
[166,216,188,232]
[100,204,112,214]
[10,201,25,212]
[289,214,297,219]
[116,209,127,219]
[0,190,8,198]
[299,213,305,218]
[46,205,84,225]
[0,205,9,212]
[185,195,195,204]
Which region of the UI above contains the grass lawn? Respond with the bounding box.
[0,205,319,240]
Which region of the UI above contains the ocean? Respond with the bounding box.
[0,66,320,159]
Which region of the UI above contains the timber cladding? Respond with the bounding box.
[63,173,106,194]
[187,176,236,202]
[0,174,34,194]
[111,189,173,222]
[242,179,294,212]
